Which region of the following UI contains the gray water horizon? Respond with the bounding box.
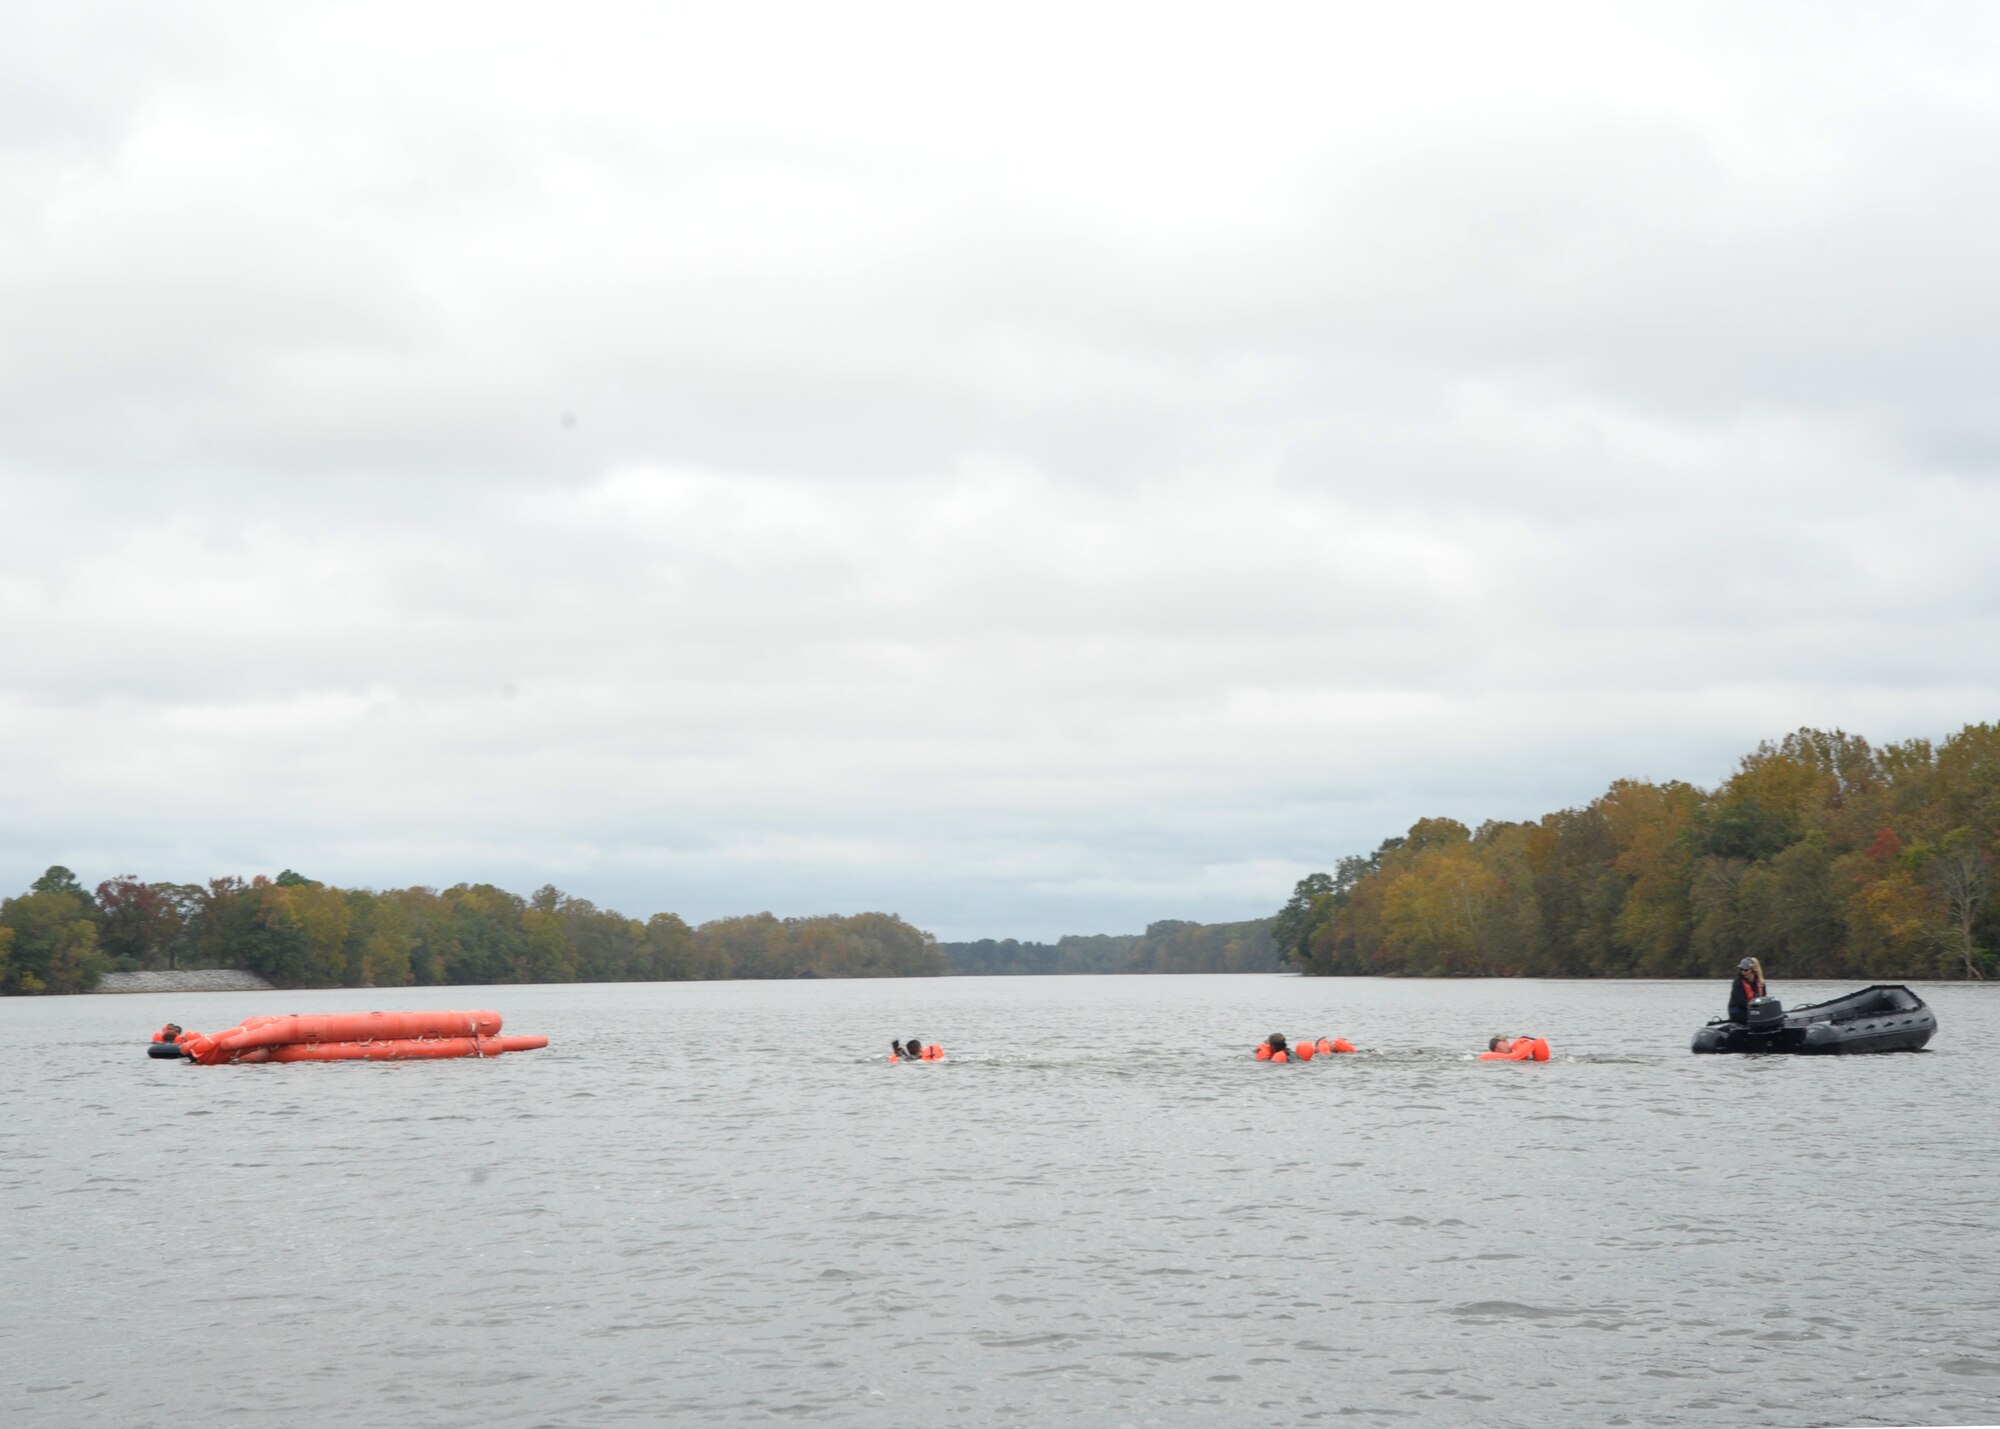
[4,975,1996,1427]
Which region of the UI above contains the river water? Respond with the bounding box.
[3,976,1996,1428]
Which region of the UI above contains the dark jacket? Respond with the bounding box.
[1728,973,1762,1023]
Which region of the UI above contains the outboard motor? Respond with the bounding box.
[1745,996,1784,1033]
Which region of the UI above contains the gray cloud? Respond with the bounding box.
[4,2,1998,938]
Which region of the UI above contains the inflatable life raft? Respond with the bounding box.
[159,1010,548,1065]
[1691,985,1934,1054]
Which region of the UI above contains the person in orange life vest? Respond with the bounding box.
[890,1038,943,1062]
[1728,957,1767,1024]
[151,1023,183,1044]
[1481,1034,1550,1061]
[1260,1032,1291,1063]
[1315,1036,1356,1055]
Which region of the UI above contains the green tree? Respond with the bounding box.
[1272,873,1335,967]
[345,890,414,988]
[32,865,96,911]
[521,906,579,983]
[0,885,103,994]
[641,912,700,979]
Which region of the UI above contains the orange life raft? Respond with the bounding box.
[173,1010,547,1065]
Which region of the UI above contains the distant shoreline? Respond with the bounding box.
[94,970,275,994]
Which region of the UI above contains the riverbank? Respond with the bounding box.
[94,969,274,993]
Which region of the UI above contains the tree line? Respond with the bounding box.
[0,870,945,995]
[941,917,1280,975]
[1273,724,1999,980]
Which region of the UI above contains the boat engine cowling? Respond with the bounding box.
[1745,996,1785,1032]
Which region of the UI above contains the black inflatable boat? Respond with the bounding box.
[1691,984,1935,1054]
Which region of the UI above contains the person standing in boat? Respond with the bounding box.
[1728,957,1767,1023]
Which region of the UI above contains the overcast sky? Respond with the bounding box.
[3,2,1997,940]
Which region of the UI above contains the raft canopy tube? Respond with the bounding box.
[232,1035,549,1063]
[174,1010,547,1065]
[180,1010,505,1064]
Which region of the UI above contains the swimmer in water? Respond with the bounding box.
[1482,1034,1550,1061]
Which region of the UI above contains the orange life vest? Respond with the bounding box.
[920,1044,943,1060]
[1479,1035,1550,1062]
[1254,1043,1271,1060]
[1295,1040,1316,1060]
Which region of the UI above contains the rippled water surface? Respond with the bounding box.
[4,976,1998,1428]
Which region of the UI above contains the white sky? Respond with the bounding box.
[3,1,1997,939]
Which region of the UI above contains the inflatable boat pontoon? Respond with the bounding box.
[1691,984,1935,1054]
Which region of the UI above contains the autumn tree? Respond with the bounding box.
[1927,829,1992,979]
[95,876,188,971]
[1283,723,2000,980]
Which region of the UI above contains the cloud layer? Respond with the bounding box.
[5,1,1998,937]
